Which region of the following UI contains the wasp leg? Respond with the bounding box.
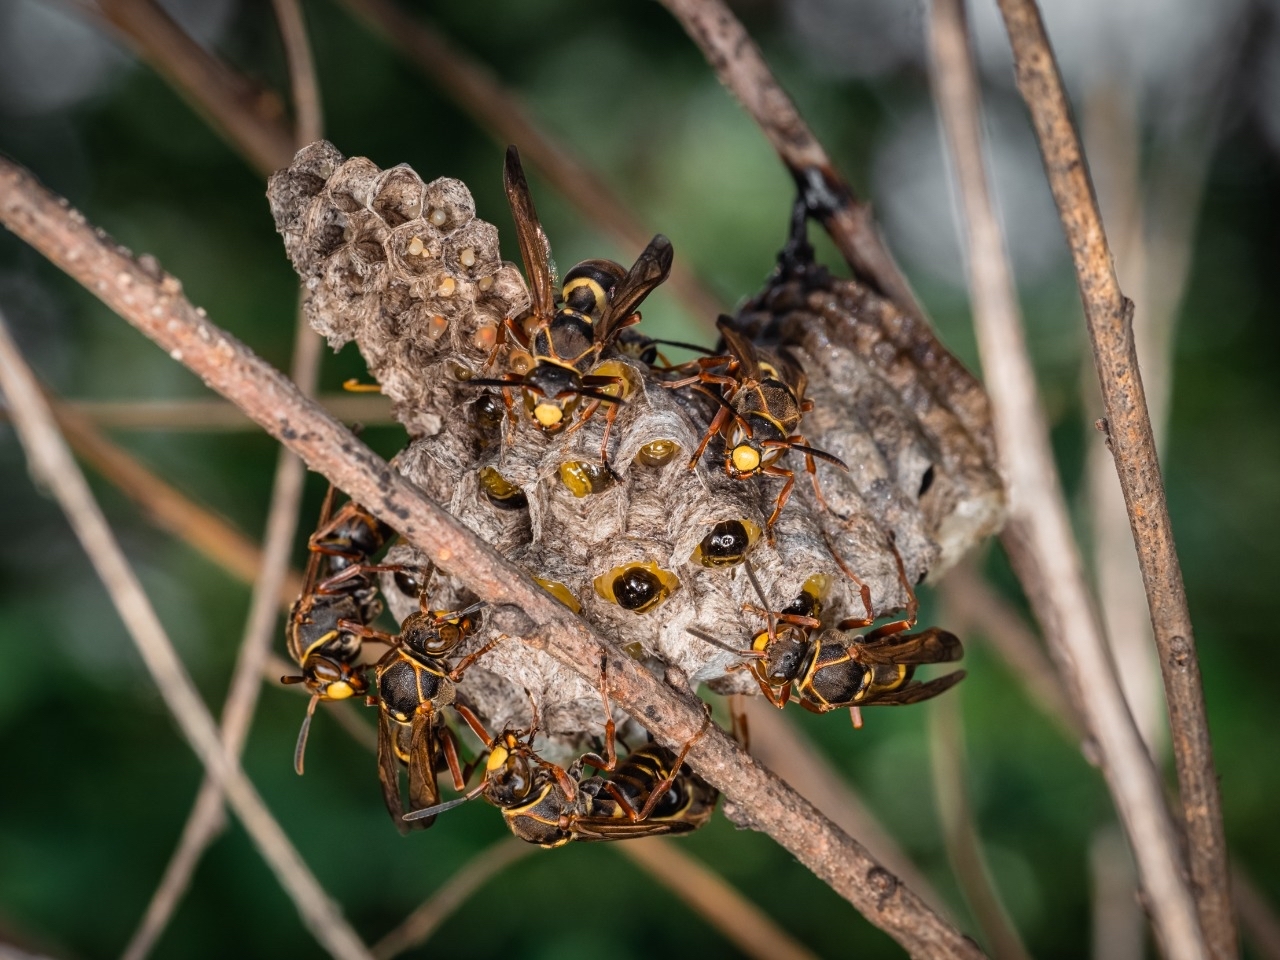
[887,533,920,627]
[632,713,713,822]
[850,706,864,729]
[824,533,875,626]
[741,603,820,632]
[686,403,733,470]
[447,635,506,682]
[439,725,471,792]
[579,655,618,773]
[760,462,797,535]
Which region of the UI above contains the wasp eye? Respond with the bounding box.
[635,439,678,467]
[558,460,615,498]
[479,467,528,510]
[692,519,760,568]
[594,562,680,614]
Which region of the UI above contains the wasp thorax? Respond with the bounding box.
[533,577,582,614]
[594,562,680,614]
[558,460,615,498]
[636,439,679,467]
[479,467,528,510]
[692,519,761,568]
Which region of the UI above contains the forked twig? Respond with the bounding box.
[0,308,371,960]
[0,158,983,960]
[995,2,1233,956]
[925,1,1205,957]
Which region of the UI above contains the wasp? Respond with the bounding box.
[696,564,965,726]
[404,665,717,845]
[281,485,398,774]
[470,147,673,454]
[664,315,846,533]
[342,583,499,832]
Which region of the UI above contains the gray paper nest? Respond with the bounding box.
[267,141,1005,757]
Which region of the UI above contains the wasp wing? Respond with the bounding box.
[503,146,555,320]
[406,707,442,830]
[715,316,762,382]
[377,711,410,835]
[567,815,704,842]
[598,234,673,343]
[851,627,963,666]
[863,669,967,706]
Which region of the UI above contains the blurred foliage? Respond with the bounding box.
[0,0,1278,958]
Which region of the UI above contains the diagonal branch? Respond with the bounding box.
[0,156,983,960]
[994,3,1233,956]
[925,0,1205,957]
[0,308,371,960]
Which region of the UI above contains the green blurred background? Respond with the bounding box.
[1,0,1277,957]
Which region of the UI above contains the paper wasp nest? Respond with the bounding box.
[268,141,1005,752]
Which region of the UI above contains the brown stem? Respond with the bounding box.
[925,1,1205,957]
[333,0,724,325]
[0,157,983,960]
[4,394,395,431]
[271,0,324,146]
[89,0,295,176]
[994,3,1233,956]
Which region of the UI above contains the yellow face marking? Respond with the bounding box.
[751,630,771,654]
[487,745,510,772]
[732,445,761,473]
[534,403,564,427]
[327,681,354,700]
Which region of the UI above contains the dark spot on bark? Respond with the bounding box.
[644,705,659,722]
[280,425,297,440]
[866,866,898,910]
[1169,634,1190,668]
[917,465,935,498]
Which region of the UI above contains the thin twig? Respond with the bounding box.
[928,694,1030,960]
[655,0,918,317]
[272,0,324,146]
[1089,824,1144,960]
[0,394,397,430]
[994,4,1233,955]
[0,158,983,960]
[372,840,534,959]
[1233,867,1280,960]
[656,0,997,467]
[122,311,324,960]
[925,2,1205,958]
[333,0,724,325]
[616,839,822,960]
[740,697,951,917]
[88,0,294,176]
[938,560,1083,743]
[48,398,269,588]
[0,309,371,960]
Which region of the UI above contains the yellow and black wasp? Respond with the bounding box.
[696,563,965,727]
[664,315,846,533]
[281,485,397,774]
[341,582,499,832]
[404,667,717,846]
[470,147,674,454]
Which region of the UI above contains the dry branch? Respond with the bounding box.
[333,0,724,324]
[995,3,1233,956]
[0,156,983,960]
[6,394,395,431]
[90,0,295,176]
[925,1,1205,957]
[0,309,371,960]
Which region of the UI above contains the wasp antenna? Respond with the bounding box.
[742,559,778,642]
[294,694,320,776]
[687,626,766,659]
[402,782,487,822]
[791,443,848,469]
